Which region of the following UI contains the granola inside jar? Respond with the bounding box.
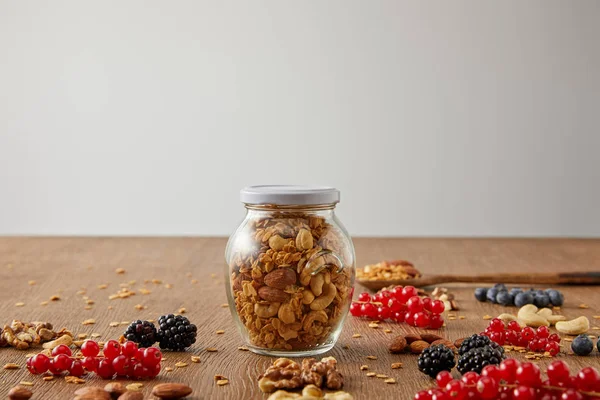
[225,186,355,356]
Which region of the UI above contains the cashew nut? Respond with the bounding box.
[517,304,549,327]
[278,303,296,324]
[310,273,325,297]
[300,256,325,286]
[497,313,526,327]
[42,334,72,350]
[255,302,281,318]
[303,310,328,332]
[310,283,337,311]
[536,308,566,325]
[302,290,315,305]
[296,229,314,251]
[556,316,590,335]
[269,235,288,251]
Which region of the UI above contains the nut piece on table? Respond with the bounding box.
[258,358,303,393]
[74,387,111,400]
[389,335,407,353]
[104,382,126,398]
[556,316,590,335]
[410,340,430,354]
[151,383,193,399]
[356,260,420,281]
[8,386,33,400]
[420,333,444,344]
[117,392,144,400]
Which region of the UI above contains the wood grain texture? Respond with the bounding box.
[1,237,600,400]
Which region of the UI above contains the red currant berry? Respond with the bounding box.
[142,347,162,368]
[430,300,445,315]
[521,327,535,341]
[413,391,433,400]
[507,320,522,332]
[82,356,98,372]
[81,340,100,357]
[498,358,520,383]
[350,302,362,317]
[476,376,499,400]
[388,299,405,314]
[575,366,600,392]
[407,296,424,313]
[26,357,36,374]
[413,312,430,328]
[505,330,518,345]
[528,338,540,352]
[445,380,465,400]
[547,360,570,384]
[436,370,453,388]
[135,348,146,360]
[430,389,450,400]
[489,331,505,345]
[360,303,377,319]
[548,333,561,343]
[402,285,418,298]
[422,297,432,311]
[481,365,501,382]
[561,389,583,400]
[536,326,550,339]
[377,306,391,320]
[53,354,71,371]
[516,362,541,387]
[512,385,535,400]
[392,311,405,323]
[122,341,139,357]
[357,292,371,302]
[489,318,504,332]
[103,340,121,360]
[48,359,63,375]
[132,361,146,378]
[545,341,560,356]
[69,360,85,377]
[148,362,161,378]
[390,286,404,300]
[112,354,132,376]
[428,314,444,329]
[461,371,479,385]
[96,359,115,379]
[404,312,415,326]
[51,344,72,357]
[31,353,50,374]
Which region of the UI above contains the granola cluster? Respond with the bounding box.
[356,259,421,281]
[0,320,72,350]
[258,357,344,393]
[228,213,354,351]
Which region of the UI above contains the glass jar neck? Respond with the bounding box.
[244,203,336,213]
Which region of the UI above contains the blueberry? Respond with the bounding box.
[514,292,534,307]
[493,283,507,291]
[496,291,514,306]
[474,288,488,302]
[533,294,550,308]
[572,334,594,356]
[547,290,564,307]
[510,288,523,295]
[486,288,499,303]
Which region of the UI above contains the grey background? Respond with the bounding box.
[1,1,599,237]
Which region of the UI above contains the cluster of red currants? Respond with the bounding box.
[414,359,599,400]
[481,318,561,356]
[26,340,162,380]
[349,286,445,329]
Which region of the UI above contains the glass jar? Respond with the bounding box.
[225,186,355,356]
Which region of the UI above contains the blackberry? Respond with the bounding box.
[571,334,594,356]
[417,345,456,378]
[474,288,488,302]
[124,320,157,347]
[156,314,197,351]
[457,345,505,374]
[458,334,505,357]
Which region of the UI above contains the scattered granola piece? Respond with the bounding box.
[76,290,86,295]
[28,280,36,285]
[368,322,379,329]
[164,367,174,372]
[366,356,377,360]
[483,315,492,320]
[211,273,217,279]
[360,365,368,371]
[50,295,60,301]
[115,268,126,274]
[134,304,145,311]
[15,302,25,307]
[579,304,590,309]
[81,319,95,325]
[40,301,48,306]
[151,279,162,284]
[175,362,188,368]
[165,283,173,289]
[43,376,54,381]
[178,307,187,314]
[216,379,229,386]
[216,330,225,334]
[120,321,129,325]
[77,334,88,339]
[191,279,199,284]
[391,363,403,369]
[109,322,120,327]
[191,356,201,363]
[97,284,108,289]
[19,381,34,386]
[342,344,350,350]
[84,305,92,310]
[65,376,85,384]
[91,333,101,338]
[206,347,218,352]
[384,329,392,333]
[85,300,94,305]
[384,378,397,384]
[221,303,228,308]
[126,383,143,391]
[459,316,466,320]
[366,372,376,377]
[4,363,20,370]
[238,347,249,351]
[352,333,362,338]
[139,288,151,295]
[376,374,388,379]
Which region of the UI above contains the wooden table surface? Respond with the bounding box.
[1,237,600,399]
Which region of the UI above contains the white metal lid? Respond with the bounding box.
[240,185,340,205]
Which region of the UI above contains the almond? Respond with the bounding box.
[389,335,407,353]
[263,269,297,290]
[152,383,193,399]
[104,382,126,398]
[409,340,430,354]
[74,387,111,400]
[430,339,457,352]
[258,286,290,303]
[117,392,143,400]
[404,334,422,344]
[8,386,33,400]
[420,333,444,344]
